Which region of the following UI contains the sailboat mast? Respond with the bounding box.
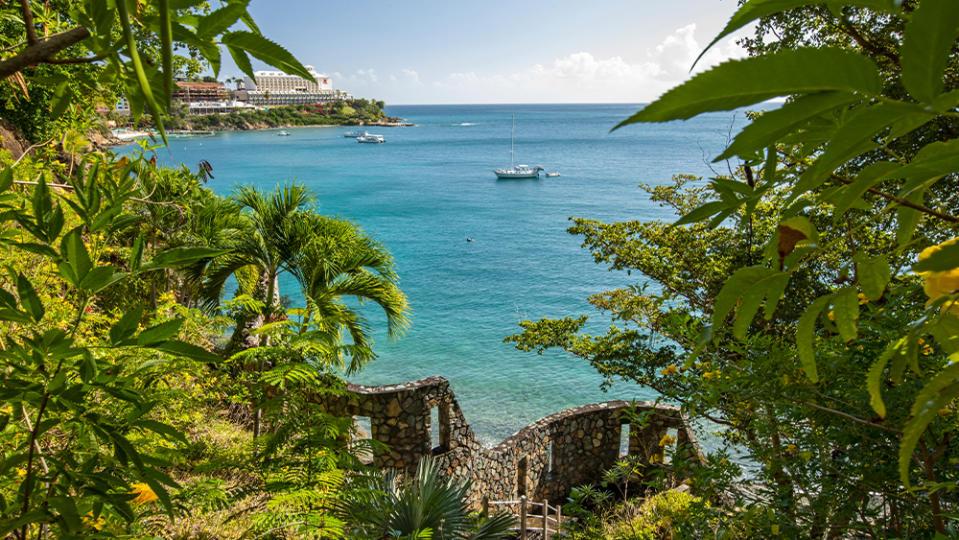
[510,114,515,169]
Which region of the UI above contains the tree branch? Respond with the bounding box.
[19,0,38,45]
[830,173,959,223]
[838,15,900,68]
[45,52,108,64]
[780,394,902,435]
[0,26,91,80]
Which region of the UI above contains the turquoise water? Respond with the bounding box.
[133,104,744,446]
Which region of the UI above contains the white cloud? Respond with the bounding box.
[431,23,746,103]
[331,24,747,103]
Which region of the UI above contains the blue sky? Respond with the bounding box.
[228,0,747,104]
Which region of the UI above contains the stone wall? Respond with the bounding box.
[315,376,703,504]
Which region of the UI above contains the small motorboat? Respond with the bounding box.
[277,130,290,136]
[357,134,386,143]
[545,172,560,177]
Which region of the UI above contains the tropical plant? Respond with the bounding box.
[509,0,959,536]
[340,457,515,540]
[0,152,227,537]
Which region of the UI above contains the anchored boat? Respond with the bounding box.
[494,115,542,179]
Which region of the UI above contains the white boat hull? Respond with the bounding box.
[494,170,541,179]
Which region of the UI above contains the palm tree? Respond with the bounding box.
[202,182,409,434]
[341,457,515,539]
[290,212,408,374]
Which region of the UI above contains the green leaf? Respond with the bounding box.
[711,266,777,328]
[144,246,228,270]
[900,357,959,486]
[830,161,900,217]
[159,0,174,103]
[794,102,931,196]
[901,0,959,104]
[130,235,144,273]
[48,496,81,533]
[896,188,926,245]
[133,419,187,444]
[224,44,254,81]
[616,48,880,127]
[855,254,891,301]
[110,308,143,345]
[16,274,44,322]
[732,272,790,340]
[929,314,959,355]
[674,201,728,226]
[150,340,221,363]
[912,240,959,273]
[717,92,858,161]
[0,168,12,193]
[696,0,899,68]
[832,287,859,342]
[797,295,831,383]
[79,267,124,294]
[136,319,184,346]
[867,339,903,418]
[220,30,313,81]
[197,2,248,38]
[117,0,168,145]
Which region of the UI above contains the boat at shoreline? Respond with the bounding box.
[357,134,385,143]
[494,115,542,179]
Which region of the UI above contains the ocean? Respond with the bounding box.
[131,103,746,447]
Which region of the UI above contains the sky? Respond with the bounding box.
[225,0,749,105]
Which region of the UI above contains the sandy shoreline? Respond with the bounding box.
[108,121,413,146]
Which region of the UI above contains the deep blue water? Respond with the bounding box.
[126,104,745,446]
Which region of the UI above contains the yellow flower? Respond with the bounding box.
[659,434,676,447]
[921,343,934,356]
[857,292,869,305]
[785,443,798,453]
[703,371,714,380]
[83,511,106,531]
[939,408,952,415]
[130,482,158,505]
[827,310,835,321]
[660,364,678,376]
[15,467,26,479]
[917,238,959,313]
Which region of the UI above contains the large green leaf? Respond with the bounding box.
[616,48,881,127]
[696,0,900,68]
[912,240,959,273]
[867,338,904,418]
[716,92,859,161]
[901,0,959,104]
[796,295,832,383]
[899,357,959,486]
[793,101,932,196]
[832,286,859,342]
[197,2,249,39]
[143,246,228,270]
[829,161,900,217]
[854,254,891,301]
[220,31,313,81]
[711,266,776,328]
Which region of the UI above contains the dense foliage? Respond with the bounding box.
[164,100,393,131]
[509,0,959,537]
[0,1,513,539]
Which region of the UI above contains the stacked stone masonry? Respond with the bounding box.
[316,376,704,504]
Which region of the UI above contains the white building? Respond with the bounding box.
[242,65,333,93]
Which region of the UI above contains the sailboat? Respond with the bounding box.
[494,115,543,179]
